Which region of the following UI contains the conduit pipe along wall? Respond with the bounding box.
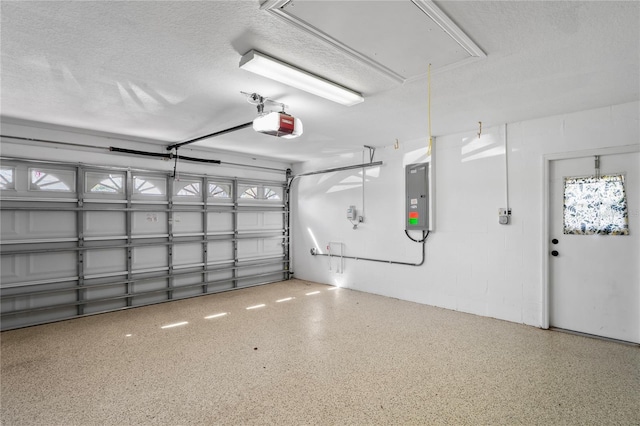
[309,238,427,267]
[286,160,384,275]
[287,159,429,270]
[503,123,510,214]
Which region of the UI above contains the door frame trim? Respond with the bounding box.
[542,144,639,329]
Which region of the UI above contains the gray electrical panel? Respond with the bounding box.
[405,163,429,230]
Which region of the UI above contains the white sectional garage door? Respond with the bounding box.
[0,160,289,330]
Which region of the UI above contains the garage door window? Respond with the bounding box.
[133,175,166,196]
[0,167,15,190]
[209,182,231,199]
[239,185,282,201]
[29,168,75,192]
[174,179,201,198]
[86,172,124,194]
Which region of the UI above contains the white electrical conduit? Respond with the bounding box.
[285,160,384,276]
[287,160,429,269]
[362,150,366,221]
[504,123,510,212]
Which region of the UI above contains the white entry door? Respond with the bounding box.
[549,151,639,343]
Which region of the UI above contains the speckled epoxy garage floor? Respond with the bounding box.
[1,279,639,425]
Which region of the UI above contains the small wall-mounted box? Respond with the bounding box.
[347,205,357,221]
[498,208,512,225]
[406,163,429,231]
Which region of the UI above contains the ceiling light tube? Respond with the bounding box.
[240,50,364,106]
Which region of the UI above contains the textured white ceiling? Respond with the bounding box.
[1,1,638,162]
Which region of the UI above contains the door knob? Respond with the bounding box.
[551,250,559,257]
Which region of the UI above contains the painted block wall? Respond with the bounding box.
[291,101,639,327]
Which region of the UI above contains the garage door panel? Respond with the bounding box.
[174,243,202,267]
[132,286,168,306]
[173,212,202,234]
[2,252,77,285]
[207,212,233,233]
[238,268,285,288]
[237,239,259,258]
[206,270,234,292]
[1,255,19,283]
[2,283,77,310]
[263,212,284,229]
[207,241,233,262]
[85,248,126,276]
[28,252,76,279]
[237,212,284,232]
[237,238,284,259]
[133,278,167,293]
[1,211,75,241]
[206,269,233,282]
[1,161,288,330]
[237,212,259,229]
[85,211,126,238]
[132,212,168,236]
[263,238,285,256]
[1,308,77,330]
[85,283,126,301]
[172,287,202,299]
[2,280,73,297]
[237,263,284,278]
[0,211,18,238]
[174,274,202,288]
[132,246,168,270]
[84,299,127,314]
[28,211,76,238]
[29,289,77,309]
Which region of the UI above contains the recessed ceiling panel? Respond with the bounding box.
[262,0,486,83]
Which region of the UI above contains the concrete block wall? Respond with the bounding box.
[291,101,639,327]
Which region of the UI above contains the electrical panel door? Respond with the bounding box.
[405,163,429,230]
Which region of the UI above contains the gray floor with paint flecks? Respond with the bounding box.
[2,279,639,425]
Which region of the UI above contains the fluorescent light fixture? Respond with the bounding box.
[306,291,321,296]
[161,321,189,329]
[327,287,339,291]
[204,312,228,319]
[240,50,364,106]
[276,297,294,303]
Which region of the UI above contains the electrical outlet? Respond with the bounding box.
[498,208,512,225]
